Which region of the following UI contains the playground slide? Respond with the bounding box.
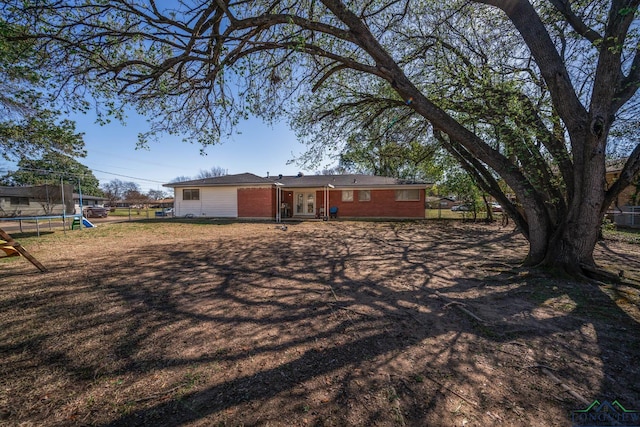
[82,217,96,228]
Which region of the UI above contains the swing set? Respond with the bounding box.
[0,227,47,272]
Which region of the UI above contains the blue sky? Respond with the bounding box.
[68,110,315,195]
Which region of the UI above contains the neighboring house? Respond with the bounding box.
[0,184,74,217]
[606,160,640,227]
[149,198,175,209]
[163,173,429,220]
[425,196,456,210]
[73,193,108,215]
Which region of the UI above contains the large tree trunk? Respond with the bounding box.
[524,205,603,275]
[526,130,607,275]
[536,220,601,275]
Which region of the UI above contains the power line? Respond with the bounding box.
[2,166,86,179]
[90,168,166,184]
[2,166,167,184]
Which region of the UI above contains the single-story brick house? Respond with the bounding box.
[163,173,429,220]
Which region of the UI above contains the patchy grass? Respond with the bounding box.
[1,221,639,426]
[425,208,504,221]
[604,226,640,245]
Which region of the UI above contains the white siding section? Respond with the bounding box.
[203,187,237,217]
[176,187,238,217]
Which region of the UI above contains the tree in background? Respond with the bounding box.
[169,176,193,183]
[101,179,139,207]
[147,189,168,201]
[438,166,484,221]
[334,122,440,181]
[123,188,149,209]
[1,152,102,195]
[0,20,85,162]
[314,166,349,176]
[292,82,442,181]
[7,1,640,277]
[196,166,227,179]
[166,166,228,183]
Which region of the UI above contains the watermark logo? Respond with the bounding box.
[572,400,639,427]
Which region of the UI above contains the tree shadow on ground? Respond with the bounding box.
[1,221,638,426]
[5,230,55,239]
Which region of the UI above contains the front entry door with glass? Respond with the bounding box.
[295,192,316,216]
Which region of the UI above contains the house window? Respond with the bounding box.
[358,190,371,201]
[183,189,200,201]
[10,197,30,205]
[395,189,420,201]
[342,190,353,202]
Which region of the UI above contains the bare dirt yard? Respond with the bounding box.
[1,220,639,426]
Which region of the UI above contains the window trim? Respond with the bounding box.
[358,190,371,202]
[182,188,200,201]
[395,189,420,201]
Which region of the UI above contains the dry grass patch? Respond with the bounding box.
[1,220,639,426]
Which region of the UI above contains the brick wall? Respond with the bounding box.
[237,187,424,219]
[607,171,640,207]
[318,189,425,218]
[237,187,274,218]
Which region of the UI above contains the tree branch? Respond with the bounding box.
[547,0,602,44]
[312,63,349,92]
[473,0,588,137]
[613,47,640,111]
[434,130,530,237]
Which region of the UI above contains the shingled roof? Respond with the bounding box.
[267,174,428,188]
[0,186,33,197]
[164,173,429,188]
[164,173,272,187]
